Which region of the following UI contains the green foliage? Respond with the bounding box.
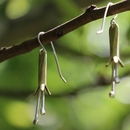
[0,0,130,130]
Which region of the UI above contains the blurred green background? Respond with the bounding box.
[0,0,130,130]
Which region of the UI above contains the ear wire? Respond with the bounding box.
[37,32,46,53]
[97,2,113,34]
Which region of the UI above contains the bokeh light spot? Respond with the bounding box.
[4,101,32,128]
[6,0,30,19]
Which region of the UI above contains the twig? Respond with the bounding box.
[0,0,129,63]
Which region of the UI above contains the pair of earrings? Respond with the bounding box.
[33,2,124,124]
[33,32,66,125]
[97,2,124,98]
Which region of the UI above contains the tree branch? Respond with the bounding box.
[0,0,130,63]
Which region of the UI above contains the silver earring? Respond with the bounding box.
[107,18,124,98]
[33,32,50,125]
[96,3,124,98]
[33,31,66,124]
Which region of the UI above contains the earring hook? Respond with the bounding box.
[97,2,113,34]
[38,31,66,83]
[38,32,46,51]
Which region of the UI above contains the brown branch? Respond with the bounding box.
[0,0,130,63]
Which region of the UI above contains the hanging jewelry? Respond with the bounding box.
[97,2,124,97]
[33,32,50,125]
[33,32,66,124]
[106,18,124,98]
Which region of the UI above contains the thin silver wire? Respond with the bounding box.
[38,32,46,52]
[97,2,113,34]
[50,41,66,83]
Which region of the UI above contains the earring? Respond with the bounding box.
[33,32,66,124]
[33,32,51,125]
[106,18,124,98]
[96,2,124,98]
